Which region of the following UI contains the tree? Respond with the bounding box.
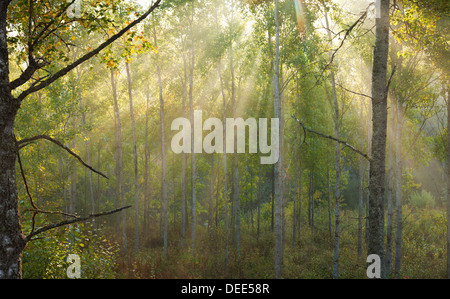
[322,1,341,279]
[188,0,197,256]
[110,67,127,253]
[125,61,139,254]
[152,23,168,258]
[0,0,161,279]
[273,0,283,279]
[367,0,390,278]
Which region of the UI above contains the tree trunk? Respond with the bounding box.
[111,69,127,253]
[297,141,302,242]
[323,5,341,278]
[311,169,315,233]
[257,163,262,241]
[293,125,298,246]
[75,58,94,217]
[446,81,450,279]
[230,34,240,258]
[125,62,140,254]
[368,0,390,278]
[144,91,151,241]
[358,100,366,259]
[0,3,25,277]
[331,68,341,280]
[0,97,24,279]
[153,28,168,257]
[394,101,403,278]
[308,170,312,227]
[366,96,372,248]
[180,53,188,248]
[208,154,215,237]
[219,51,229,264]
[214,5,229,263]
[189,1,196,256]
[327,159,332,239]
[385,97,395,277]
[273,0,283,279]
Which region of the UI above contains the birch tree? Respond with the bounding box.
[367,0,390,278]
[0,0,161,278]
[273,0,283,279]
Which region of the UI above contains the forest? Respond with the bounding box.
[0,0,449,279]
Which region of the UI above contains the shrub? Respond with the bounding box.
[409,189,436,209]
[22,223,119,279]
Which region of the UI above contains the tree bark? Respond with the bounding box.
[368,0,390,278]
[0,95,24,279]
[323,7,341,278]
[0,1,24,278]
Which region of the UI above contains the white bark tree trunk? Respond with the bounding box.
[125,62,140,254]
[273,0,283,279]
[111,69,127,253]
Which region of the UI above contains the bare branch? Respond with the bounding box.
[385,65,397,99]
[336,82,372,99]
[292,115,371,161]
[16,147,38,210]
[24,206,132,243]
[18,135,108,179]
[320,10,368,78]
[23,208,78,219]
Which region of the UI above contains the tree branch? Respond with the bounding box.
[291,115,371,161]
[319,9,368,78]
[9,1,74,90]
[16,147,38,210]
[17,135,108,179]
[9,57,48,90]
[31,0,76,50]
[24,206,132,243]
[336,82,372,99]
[15,0,162,101]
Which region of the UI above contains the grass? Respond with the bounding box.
[113,205,448,279]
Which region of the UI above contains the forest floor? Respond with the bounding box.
[113,206,447,279]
